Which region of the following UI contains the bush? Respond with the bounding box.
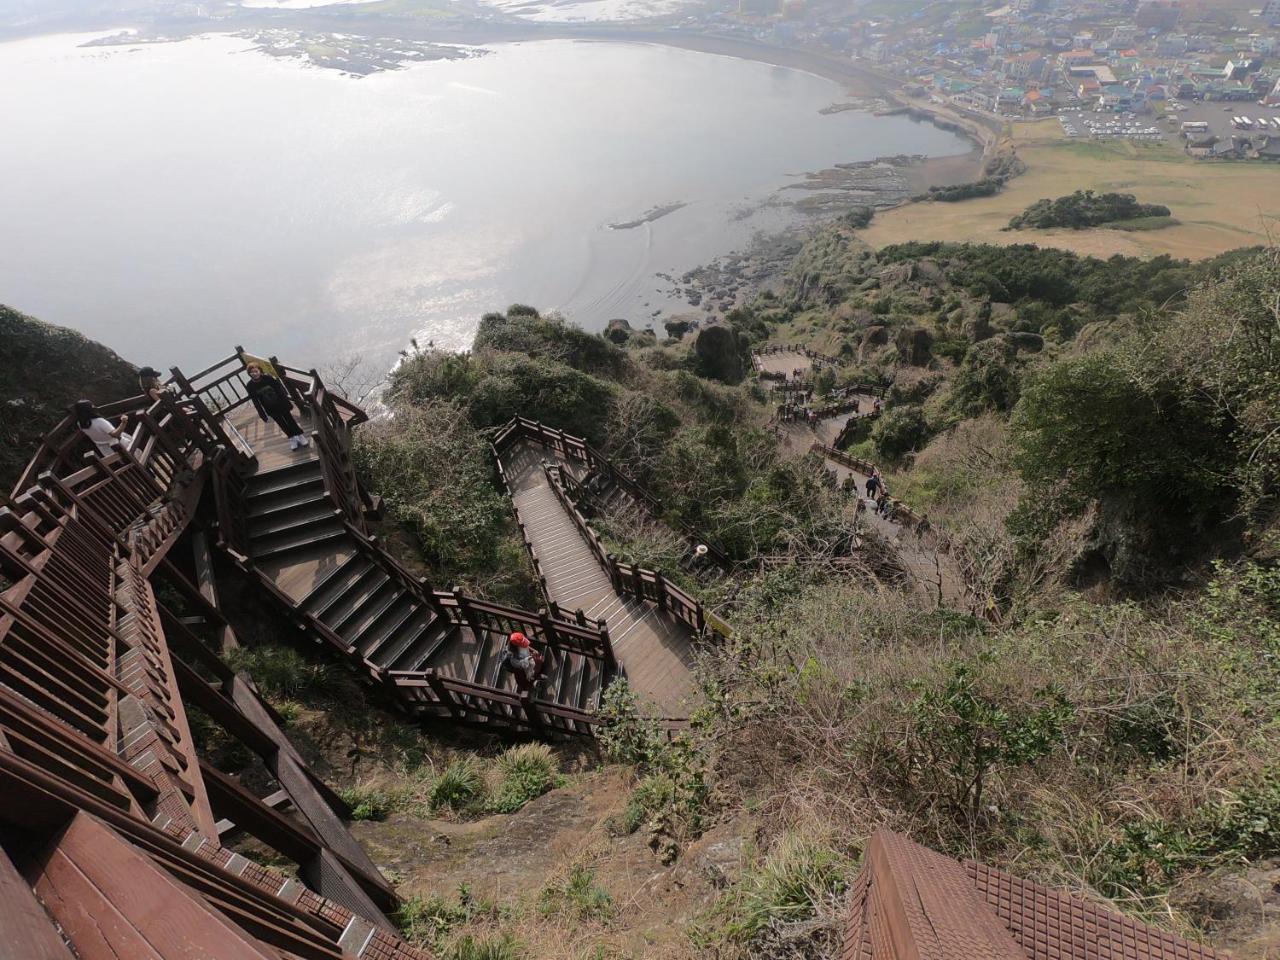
[487,743,558,814]
[354,401,519,594]
[429,758,486,814]
[339,784,396,822]
[538,865,614,922]
[1009,190,1171,231]
[713,834,850,942]
[447,936,521,960]
[841,205,874,229]
[396,886,504,950]
[870,405,930,460]
[225,645,355,705]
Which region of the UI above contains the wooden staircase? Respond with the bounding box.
[227,455,610,735]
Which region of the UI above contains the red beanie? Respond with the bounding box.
[509,632,530,648]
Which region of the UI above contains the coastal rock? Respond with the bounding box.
[694,321,744,384]
[604,318,632,344]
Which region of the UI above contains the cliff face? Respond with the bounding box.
[0,305,137,492]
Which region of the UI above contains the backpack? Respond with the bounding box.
[258,384,281,408]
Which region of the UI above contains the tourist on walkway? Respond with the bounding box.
[245,362,309,450]
[865,473,880,499]
[501,632,545,694]
[75,400,130,457]
[138,366,170,404]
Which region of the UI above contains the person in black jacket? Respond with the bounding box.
[245,362,309,450]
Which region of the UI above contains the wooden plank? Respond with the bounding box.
[224,675,395,911]
[191,530,239,652]
[32,813,278,960]
[0,838,79,960]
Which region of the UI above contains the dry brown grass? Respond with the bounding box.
[861,121,1280,260]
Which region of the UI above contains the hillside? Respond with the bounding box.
[4,238,1277,960]
[326,238,1278,957]
[0,303,137,491]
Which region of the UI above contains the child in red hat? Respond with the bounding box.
[500,631,545,693]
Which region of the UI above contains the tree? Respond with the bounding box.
[871,405,931,461]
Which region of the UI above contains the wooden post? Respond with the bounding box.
[426,672,462,719]
[654,570,668,611]
[599,622,617,675]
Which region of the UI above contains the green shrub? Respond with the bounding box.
[1008,190,1171,230]
[225,645,354,705]
[870,405,930,460]
[396,886,504,949]
[429,758,486,814]
[715,835,850,942]
[447,935,522,960]
[339,784,396,822]
[488,743,558,814]
[538,865,614,922]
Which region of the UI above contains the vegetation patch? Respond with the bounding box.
[1007,190,1172,231]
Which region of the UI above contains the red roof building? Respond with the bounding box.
[841,829,1228,960]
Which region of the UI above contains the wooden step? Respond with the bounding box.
[353,594,419,660]
[386,618,455,673]
[300,554,372,615]
[315,567,390,628]
[372,607,441,670]
[327,576,396,642]
[250,516,347,561]
[247,478,328,518]
[249,501,338,540]
[246,459,323,497]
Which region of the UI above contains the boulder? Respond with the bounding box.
[895,325,934,366]
[1005,331,1045,353]
[604,318,632,344]
[915,258,946,285]
[963,309,994,343]
[694,321,744,383]
[877,262,915,288]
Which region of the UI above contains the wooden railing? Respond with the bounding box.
[753,343,843,368]
[209,447,250,559]
[385,671,603,737]
[306,372,369,535]
[495,416,734,573]
[543,462,731,643]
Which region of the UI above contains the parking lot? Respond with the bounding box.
[1058,109,1167,141]
[1058,100,1280,145]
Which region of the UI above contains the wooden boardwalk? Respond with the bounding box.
[499,440,701,717]
[818,450,966,605]
[755,347,815,378]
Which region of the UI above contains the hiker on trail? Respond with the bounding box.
[882,497,898,521]
[75,400,130,457]
[138,366,170,404]
[501,632,545,694]
[873,398,882,415]
[865,473,880,499]
[245,361,310,451]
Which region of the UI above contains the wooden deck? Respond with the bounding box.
[500,441,701,717]
[223,405,354,601]
[755,349,814,378]
[225,404,319,474]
